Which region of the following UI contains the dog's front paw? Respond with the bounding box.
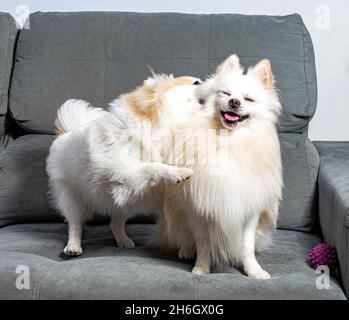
[247,268,271,280]
[64,244,83,256]
[117,237,135,249]
[192,265,210,275]
[163,167,193,184]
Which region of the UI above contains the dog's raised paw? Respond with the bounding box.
[64,244,83,256]
[164,167,193,184]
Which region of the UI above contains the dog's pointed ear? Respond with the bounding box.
[248,59,274,89]
[215,54,241,76]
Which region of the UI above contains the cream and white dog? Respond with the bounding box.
[152,55,283,279]
[46,74,201,256]
[47,54,282,281]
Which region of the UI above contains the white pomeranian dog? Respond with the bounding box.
[46,74,202,256]
[151,54,283,279]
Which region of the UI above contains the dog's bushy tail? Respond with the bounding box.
[54,99,105,135]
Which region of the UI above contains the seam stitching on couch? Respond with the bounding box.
[35,261,57,300]
[194,274,201,300]
[207,14,212,73]
[14,55,301,62]
[101,14,112,105]
[305,138,318,230]
[299,16,312,118]
[302,137,313,230]
[101,53,107,105]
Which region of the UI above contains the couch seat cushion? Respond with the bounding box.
[0,223,345,300]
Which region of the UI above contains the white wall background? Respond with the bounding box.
[1,0,348,141]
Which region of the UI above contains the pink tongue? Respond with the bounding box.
[224,113,239,122]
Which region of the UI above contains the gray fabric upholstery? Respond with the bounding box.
[0,134,58,227]
[0,116,5,136]
[0,13,17,135]
[9,12,316,134]
[0,134,319,231]
[314,141,349,297]
[278,134,319,231]
[0,223,345,300]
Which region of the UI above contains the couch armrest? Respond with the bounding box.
[314,141,349,297]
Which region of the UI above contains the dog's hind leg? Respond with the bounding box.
[110,214,135,248]
[54,182,84,256]
[188,215,211,275]
[64,218,83,256]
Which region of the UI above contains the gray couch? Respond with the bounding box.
[0,11,348,300]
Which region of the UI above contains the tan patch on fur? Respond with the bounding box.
[258,212,272,234]
[54,117,66,136]
[258,200,279,234]
[122,88,159,126]
[123,76,196,127]
[260,59,274,89]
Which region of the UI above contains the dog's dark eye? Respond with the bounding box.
[193,81,201,85]
[219,91,231,96]
[244,97,255,103]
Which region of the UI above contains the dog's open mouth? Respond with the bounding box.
[221,111,249,125]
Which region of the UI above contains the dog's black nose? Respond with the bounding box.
[229,98,241,109]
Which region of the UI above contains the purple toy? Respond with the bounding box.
[309,243,339,271]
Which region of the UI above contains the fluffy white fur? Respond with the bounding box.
[151,55,283,279]
[46,74,201,256]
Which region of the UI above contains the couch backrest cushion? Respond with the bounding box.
[0,135,57,227]
[9,12,317,134]
[0,13,17,135]
[0,133,318,231]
